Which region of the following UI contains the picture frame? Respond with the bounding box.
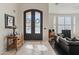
[5,14,15,29]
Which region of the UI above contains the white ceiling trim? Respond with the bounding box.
[49,3,79,14]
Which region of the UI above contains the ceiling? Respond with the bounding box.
[49,3,79,14]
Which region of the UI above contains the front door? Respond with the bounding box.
[24,9,43,40]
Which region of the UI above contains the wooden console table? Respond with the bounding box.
[6,35,24,51]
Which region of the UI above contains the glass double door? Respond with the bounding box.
[24,9,43,40]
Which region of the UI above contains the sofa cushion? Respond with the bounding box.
[59,37,69,45]
[66,37,79,41]
[69,41,79,45]
[66,37,72,41]
[56,36,60,43]
[72,37,79,41]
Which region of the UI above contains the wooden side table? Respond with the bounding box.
[7,35,17,51]
[6,35,24,51]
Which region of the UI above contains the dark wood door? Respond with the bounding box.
[24,9,43,40]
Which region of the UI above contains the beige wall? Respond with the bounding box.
[48,13,54,29]
[18,3,49,41]
[0,3,19,54]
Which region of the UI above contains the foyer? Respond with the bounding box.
[1,3,79,55]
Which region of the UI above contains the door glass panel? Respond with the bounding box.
[35,12,40,33]
[26,12,31,33]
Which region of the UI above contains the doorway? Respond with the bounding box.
[24,9,43,40]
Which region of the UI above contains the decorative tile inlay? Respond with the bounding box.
[34,44,48,51]
[25,45,33,49]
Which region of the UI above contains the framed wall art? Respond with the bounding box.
[5,14,15,28]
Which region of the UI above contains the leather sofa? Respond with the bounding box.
[55,37,79,55]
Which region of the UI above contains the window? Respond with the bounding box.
[58,16,65,33]
[53,15,76,34]
[58,16,72,33]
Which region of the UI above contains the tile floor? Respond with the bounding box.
[2,40,56,55]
